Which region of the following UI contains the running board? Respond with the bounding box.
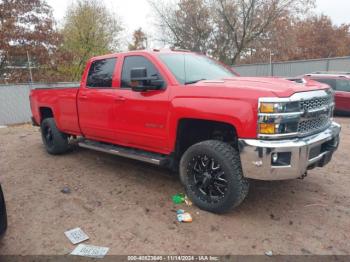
[78,140,169,166]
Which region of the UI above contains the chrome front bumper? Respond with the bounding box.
[238,122,341,180]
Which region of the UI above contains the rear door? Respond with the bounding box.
[78,57,119,142]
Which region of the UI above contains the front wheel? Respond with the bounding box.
[179,140,249,213]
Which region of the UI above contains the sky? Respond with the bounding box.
[47,0,160,42]
[46,0,350,49]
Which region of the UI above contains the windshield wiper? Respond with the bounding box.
[184,78,207,85]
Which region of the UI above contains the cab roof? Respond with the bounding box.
[91,48,194,59]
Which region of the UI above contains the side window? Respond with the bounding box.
[121,56,164,88]
[313,78,336,90]
[87,58,117,88]
[336,79,350,92]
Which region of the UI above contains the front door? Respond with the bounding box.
[115,55,170,153]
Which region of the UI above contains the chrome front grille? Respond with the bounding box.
[300,95,332,111]
[297,93,333,136]
[298,115,331,135]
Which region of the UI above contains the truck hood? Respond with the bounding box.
[195,77,329,98]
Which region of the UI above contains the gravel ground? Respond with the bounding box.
[0,117,349,255]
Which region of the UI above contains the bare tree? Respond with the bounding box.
[212,0,315,64]
[149,0,315,64]
[148,0,213,53]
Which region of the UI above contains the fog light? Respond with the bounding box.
[271,152,292,166]
[272,153,278,163]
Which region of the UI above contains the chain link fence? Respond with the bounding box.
[0,83,78,126]
[233,56,350,77]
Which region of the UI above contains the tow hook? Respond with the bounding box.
[298,172,308,180]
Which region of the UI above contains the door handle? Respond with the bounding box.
[114,96,126,102]
[79,95,88,100]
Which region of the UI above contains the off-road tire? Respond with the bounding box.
[179,140,249,213]
[40,118,69,155]
[0,185,7,237]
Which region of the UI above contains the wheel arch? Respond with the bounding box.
[174,118,239,162]
[39,107,54,123]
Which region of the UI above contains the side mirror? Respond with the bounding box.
[130,67,164,92]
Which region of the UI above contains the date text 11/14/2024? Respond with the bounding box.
[127,255,220,261]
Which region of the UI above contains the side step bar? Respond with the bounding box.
[78,140,169,166]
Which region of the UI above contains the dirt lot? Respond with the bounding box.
[0,117,349,255]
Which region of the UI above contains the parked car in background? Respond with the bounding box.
[303,72,350,114]
[0,183,7,236]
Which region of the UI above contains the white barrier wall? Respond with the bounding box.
[0,83,79,125]
[233,56,350,77]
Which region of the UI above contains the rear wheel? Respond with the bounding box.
[179,140,249,213]
[41,118,69,155]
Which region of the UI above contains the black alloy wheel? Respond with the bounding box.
[180,140,249,213]
[187,154,228,203]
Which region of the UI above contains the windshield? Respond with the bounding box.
[158,53,236,85]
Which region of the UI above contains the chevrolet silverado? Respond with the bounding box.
[30,50,341,213]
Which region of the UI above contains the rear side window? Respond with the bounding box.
[121,56,163,88]
[336,79,350,92]
[87,58,117,88]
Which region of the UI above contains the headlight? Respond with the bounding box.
[259,102,300,113]
[258,100,302,137]
[260,103,282,113]
[260,103,276,113]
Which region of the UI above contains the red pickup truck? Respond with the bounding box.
[30,50,341,213]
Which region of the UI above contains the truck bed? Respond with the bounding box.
[30,85,81,135]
